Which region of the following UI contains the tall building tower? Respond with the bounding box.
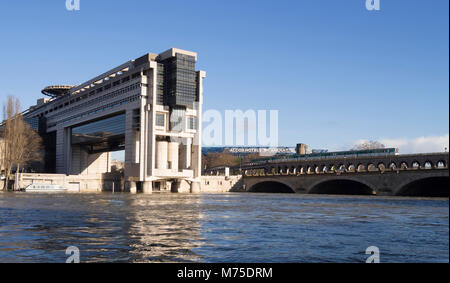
[23,48,206,193]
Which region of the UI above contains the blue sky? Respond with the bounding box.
[0,0,448,153]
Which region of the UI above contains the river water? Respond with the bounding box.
[0,192,448,263]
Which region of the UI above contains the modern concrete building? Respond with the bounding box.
[23,48,206,193]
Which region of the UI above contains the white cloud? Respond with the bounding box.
[379,134,449,154]
[351,134,449,154]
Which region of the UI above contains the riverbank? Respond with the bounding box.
[13,173,244,193]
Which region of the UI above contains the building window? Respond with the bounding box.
[170,108,185,131]
[187,116,197,130]
[155,113,166,127]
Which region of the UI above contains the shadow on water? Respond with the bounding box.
[397,177,449,197]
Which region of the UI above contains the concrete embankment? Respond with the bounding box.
[14,173,243,193]
[14,173,122,192]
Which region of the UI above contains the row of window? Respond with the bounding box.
[47,82,142,121]
[154,112,197,131]
[48,94,140,128]
[28,71,141,120]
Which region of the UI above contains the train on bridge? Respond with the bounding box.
[248,148,398,165]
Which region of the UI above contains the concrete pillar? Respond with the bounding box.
[179,138,192,170]
[134,130,140,163]
[56,127,71,174]
[143,181,152,194]
[129,181,137,194]
[156,141,168,169]
[124,108,141,180]
[64,128,72,174]
[168,142,179,171]
[185,138,192,169]
[190,181,201,193]
[193,71,206,179]
[70,146,81,175]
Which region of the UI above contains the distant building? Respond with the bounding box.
[295,143,310,155]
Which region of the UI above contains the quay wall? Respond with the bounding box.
[15,173,122,192]
[199,176,243,193]
[14,173,243,193]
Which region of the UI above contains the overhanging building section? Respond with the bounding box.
[23,48,206,191]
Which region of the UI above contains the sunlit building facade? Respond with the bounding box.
[23,48,206,192]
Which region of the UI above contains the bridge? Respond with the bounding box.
[207,152,449,197]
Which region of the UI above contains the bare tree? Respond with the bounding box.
[16,122,43,173]
[1,96,42,190]
[352,140,385,151]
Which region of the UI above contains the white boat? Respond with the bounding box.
[24,183,68,192]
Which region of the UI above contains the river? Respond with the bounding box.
[0,192,448,263]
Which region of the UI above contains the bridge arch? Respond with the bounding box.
[357,164,366,172]
[347,164,356,172]
[377,162,386,172]
[308,178,376,196]
[423,161,433,169]
[315,166,321,174]
[367,163,378,172]
[436,160,446,168]
[389,162,397,170]
[396,176,449,197]
[248,181,296,194]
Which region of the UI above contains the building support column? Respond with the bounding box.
[56,127,71,174]
[129,181,137,194]
[142,181,152,194]
[190,181,201,193]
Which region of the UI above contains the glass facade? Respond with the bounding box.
[158,53,197,108]
[24,116,39,130]
[156,63,165,105]
[71,113,125,146]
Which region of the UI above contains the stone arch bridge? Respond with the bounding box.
[209,153,449,197]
